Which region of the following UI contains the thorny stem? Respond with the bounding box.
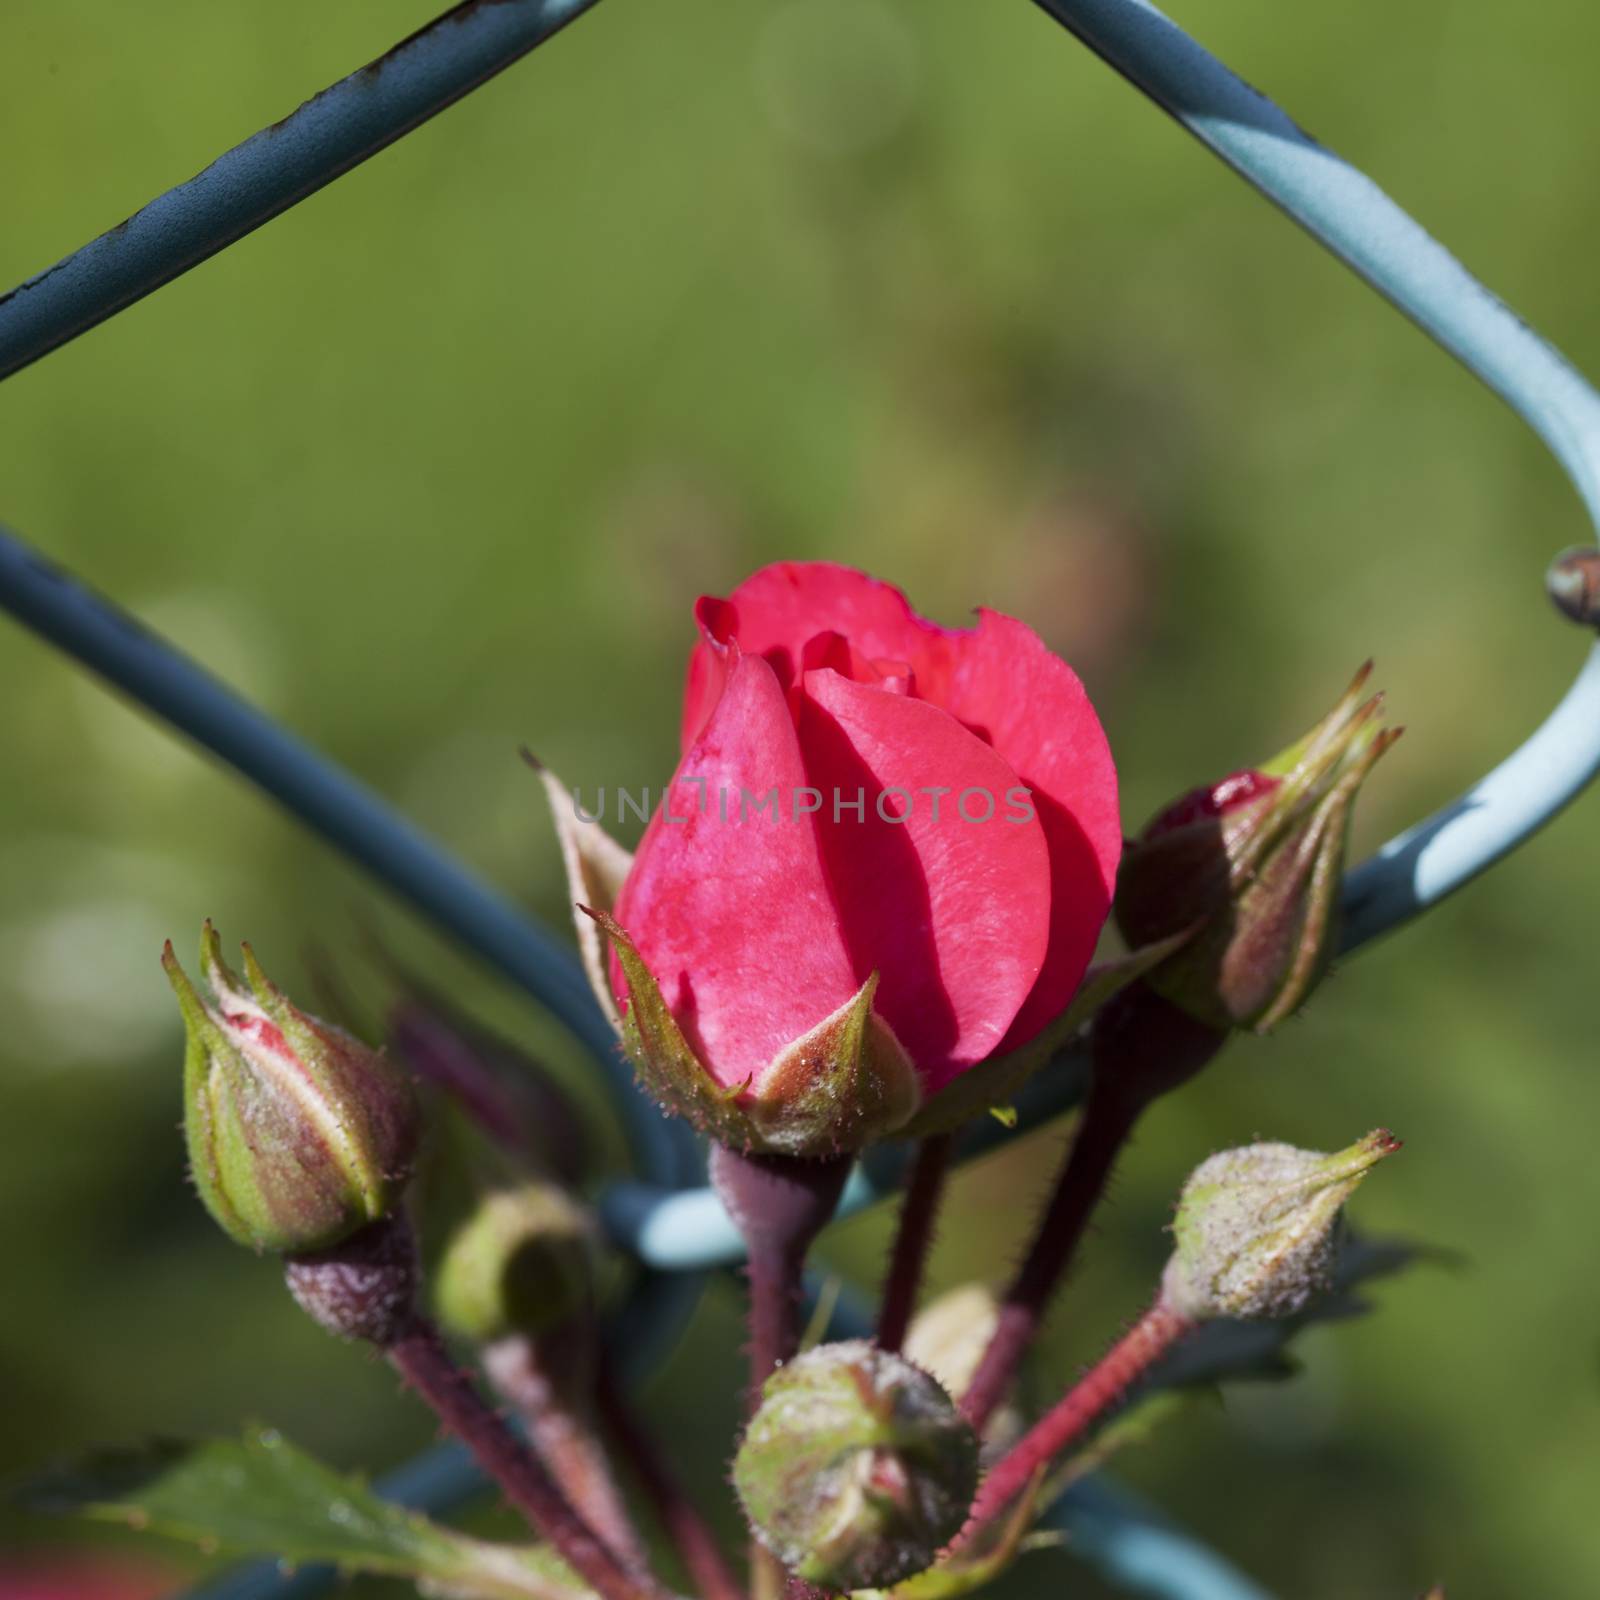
[959,1085,1141,1432]
[959,984,1225,1434]
[746,1239,806,1404]
[742,1230,823,1600]
[707,1145,850,1600]
[876,1133,953,1353]
[959,1299,1194,1541]
[483,1326,648,1571]
[387,1318,671,1600]
[596,1356,748,1600]
[707,1145,851,1405]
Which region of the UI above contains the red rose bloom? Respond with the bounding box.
[611,562,1120,1100]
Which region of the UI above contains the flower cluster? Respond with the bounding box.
[36,562,1427,1600]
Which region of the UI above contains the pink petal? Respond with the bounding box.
[799,668,1053,1092]
[617,652,860,1089]
[941,609,1121,1051]
[672,563,1121,1066]
[681,563,957,749]
[680,596,738,752]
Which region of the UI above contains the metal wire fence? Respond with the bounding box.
[4,2,1598,1597]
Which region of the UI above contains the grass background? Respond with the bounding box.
[3,1,1599,1594]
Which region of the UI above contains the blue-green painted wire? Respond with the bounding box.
[0,0,602,382]
[1045,1478,1276,1600]
[0,528,688,1184]
[1029,0,1600,950]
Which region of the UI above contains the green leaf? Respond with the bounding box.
[19,1428,589,1600]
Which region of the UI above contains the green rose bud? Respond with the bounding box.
[433,1181,596,1343]
[164,923,419,1254]
[1161,1130,1401,1322]
[733,1339,979,1592]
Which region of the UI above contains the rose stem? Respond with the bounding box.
[958,1298,1194,1542]
[596,1355,748,1600]
[708,1145,852,1402]
[483,1325,649,1570]
[285,1217,667,1600]
[876,1133,953,1353]
[708,1145,851,1600]
[387,1319,672,1600]
[959,984,1225,1433]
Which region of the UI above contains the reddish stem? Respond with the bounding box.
[708,1146,849,1600]
[876,1133,953,1353]
[708,1145,851,1407]
[387,1320,669,1600]
[958,984,1225,1434]
[745,1240,805,1402]
[961,1299,1194,1537]
[958,1084,1141,1432]
[484,1328,648,1570]
[596,1359,748,1600]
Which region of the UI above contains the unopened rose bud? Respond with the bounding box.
[1116,665,1400,1032]
[434,1182,596,1343]
[548,561,1121,1156]
[164,923,419,1254]
[733,1339,979,1592]
[1161,1130,1401,1322]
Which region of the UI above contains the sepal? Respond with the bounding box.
[582,906,752,1146]
[586,908,919,1156]
[747,974,919,1155]
[530,756,634,1033]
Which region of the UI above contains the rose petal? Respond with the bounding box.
[617,652,860,1089]
[673,563,1122,1073]
[941,609,1121,1051]
[681,563,957,748]
[799,668,1052,1091]
[680,595,738,752]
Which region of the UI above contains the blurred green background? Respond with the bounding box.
[3,1,1599,1595]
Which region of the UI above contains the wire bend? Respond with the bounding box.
[1031,0,1600,951]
